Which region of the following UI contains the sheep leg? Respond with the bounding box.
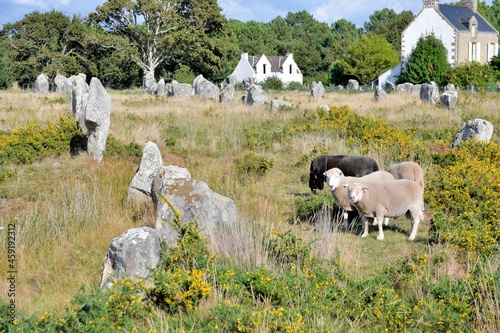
[376,215,385,240]
[383,217,389,226]
[360,215,369,237]
[408,215,420,241]
[343,211,349,231]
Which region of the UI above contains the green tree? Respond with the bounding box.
[330,19,362,61]
[364,8,414,52]
[341,34,399,85]
[0,40,12,89]
[397,34,451,86]
[1,11,89,88]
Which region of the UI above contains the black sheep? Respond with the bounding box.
[308,155,379,193]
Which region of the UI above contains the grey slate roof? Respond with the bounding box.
[247,55,291,73]
[438,4,497,33]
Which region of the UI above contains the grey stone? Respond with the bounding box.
[193,75,220,100]
[35,74,49,93]
[70,75,90,134]
[155,177,237,246]
[310,81,325,98]
[85,77,111,162]
[54,74,71,94]
[440,84,458,108]
[270,99,292,111]
[242,77,254,89]
[166,80,193,97]
[219,84,235,103]
[143,72,156,93]
[346,79,359,91]
[222,74,238,89]
[374,86,388,101]
[385,81,396,90]
[246,84,268,106]
[99,227,161,289]
[156,79,166,96]
[420,82,439,104]
[450,118,494,148]
[128,141,164,201]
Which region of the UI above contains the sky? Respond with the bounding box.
[0,0,494,30]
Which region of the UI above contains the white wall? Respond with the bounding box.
[402,8,456,65]
[231,53,254,82]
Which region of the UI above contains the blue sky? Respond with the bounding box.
[0,0,494,30]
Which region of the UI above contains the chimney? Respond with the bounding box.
[464,0,477,12]
[423,0,439,9]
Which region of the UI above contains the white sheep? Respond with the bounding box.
[323,167,394,235]
[387,161,424,189]
[346,180,425,241]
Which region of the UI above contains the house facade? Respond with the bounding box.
[379,0,498,87]
[231,53,303,85]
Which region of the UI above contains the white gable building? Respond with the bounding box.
[231,53,303,85]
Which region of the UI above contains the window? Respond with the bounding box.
[263,64,266,74]
[469,42,476,61]
[289,64,293,74]
[471,24,476,38]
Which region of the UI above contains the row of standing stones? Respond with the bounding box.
[32,73,494,288]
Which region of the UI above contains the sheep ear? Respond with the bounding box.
[342,184,349,188]
[363,186,369,191]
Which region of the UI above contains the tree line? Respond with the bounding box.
[0,0,499,90]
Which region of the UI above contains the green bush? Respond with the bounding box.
[261,76,284,90]
[235,153,274,178]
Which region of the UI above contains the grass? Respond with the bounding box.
[0,87,499,331]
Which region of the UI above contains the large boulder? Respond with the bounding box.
[440,84,458,108]
[450,118,494,148]
[85,77,111,162]
[70,75,90,134]
[156,78,166,96]
[374,86,388,101]
[310,81,325,98]
[246,84,268,106]
[99,227,161,289]
[219,84,235,103]
[221,74,238,89]
[35,74,49,93]
[128,141,164,202]
[420,82,439,104]
[242,77,254,89]
[166,80,193,97]
[270,99,292,111]
[143,72,157,93]
[154,175,237,246]
[193,75,220,100]
[54,74,71,94]
[346,79,359,91]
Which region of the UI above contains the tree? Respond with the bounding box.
[364,8,414,52]
[397,34,451,86]
[341,34,399,85]
[1,11,89,88]
[447,61,497,87]
[89,0,228,81]
[0,40,12,89]
[330,19,362,60]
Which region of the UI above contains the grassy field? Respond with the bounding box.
[0,87,499,331]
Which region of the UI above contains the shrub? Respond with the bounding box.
[235,153,274,178]
[261,76,284,90]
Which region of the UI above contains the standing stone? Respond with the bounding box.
[54,74,71,94]
[440,84,458,108]
[128,141,164,202]
[35,74,49,93]
[270,99,292,111]
[310,81,325,98]
[450,118,494,148]
[99,227,161,289]
[155,176,237,246]
[346,79,359,91]
[420,82,439,104]
[222,74,238,89]
[156,79,166,96]
[374,86,388,101]
[385,81,396,91]
[242,77,254,89]
[85,77,111,162]
[246,84,268,106]
[219,84,235,103]
[193,75,220,99]
[70,75,90,134]
[143,72,156,93]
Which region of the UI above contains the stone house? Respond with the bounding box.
[231,52,303,85]
[379,0,499,87]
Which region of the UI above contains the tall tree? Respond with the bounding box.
[341,34,399,84]
[364,8,414,52]
[89,0,228,81]
[397,34,451,86]
[1,11,89,88]
[330,19,362,60]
